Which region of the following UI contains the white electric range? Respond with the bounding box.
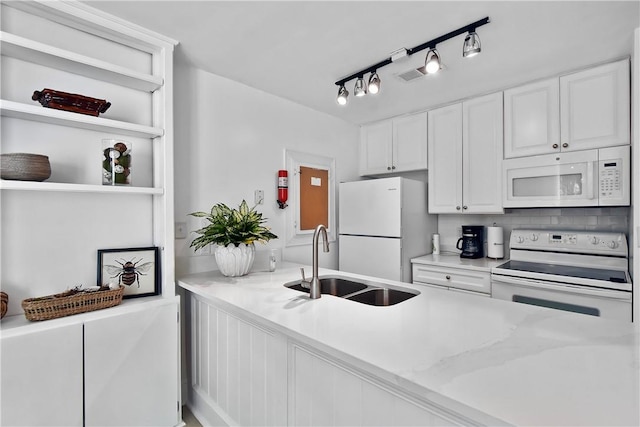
[491,229,632,321]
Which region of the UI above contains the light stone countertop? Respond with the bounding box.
[411,253,505,272]
[178,264,640,426]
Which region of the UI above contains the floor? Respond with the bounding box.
[183,406,203,427]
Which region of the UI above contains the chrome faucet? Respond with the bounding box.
[300,224,329,299]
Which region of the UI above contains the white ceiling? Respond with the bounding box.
[86,1,639,125]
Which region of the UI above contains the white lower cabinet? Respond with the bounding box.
[187,294,471,427]
[0,299,180,427]
[412,264,491,296]
[1,323,84,427]
[84,302,180,426]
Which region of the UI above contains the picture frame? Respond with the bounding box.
[97,246,160,299]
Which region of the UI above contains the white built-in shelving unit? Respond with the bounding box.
[0,1,181,425]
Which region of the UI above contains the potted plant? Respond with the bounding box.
[189,200,277,276]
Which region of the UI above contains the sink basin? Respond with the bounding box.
[284,275,419,306]
[346,288,418,306]
[285,276,368,297]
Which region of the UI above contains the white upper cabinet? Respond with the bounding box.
[360,120,393,175]
[427,103,462,213]
[504,59,630,158]
[428,93,503,214]
[560,59,630,151]
[393,112,428,172]
[360,112,427,175]
[504,78,560,158]
[462,93,504,213]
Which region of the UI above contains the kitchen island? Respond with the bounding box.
[178,265,639,426]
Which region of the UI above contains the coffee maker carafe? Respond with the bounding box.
[456,225,485,258]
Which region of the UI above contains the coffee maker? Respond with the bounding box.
[456,225,485,258]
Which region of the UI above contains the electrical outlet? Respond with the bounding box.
[175,222,187,239]
[255,189,264,205]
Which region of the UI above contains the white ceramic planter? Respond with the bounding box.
[213,243,255,277]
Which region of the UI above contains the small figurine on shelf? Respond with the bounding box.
[32,88,111,117]
[102,139,131,185]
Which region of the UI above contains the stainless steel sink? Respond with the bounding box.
[284,275,419,306]
[285,276,368,297]
[345,288,417,306]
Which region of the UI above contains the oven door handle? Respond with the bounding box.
[491,275,631,300]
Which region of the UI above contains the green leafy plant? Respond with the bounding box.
[189,200,277,250]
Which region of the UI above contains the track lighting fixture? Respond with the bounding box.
[424,48,441,74]
[354,76,367,97]
[463,31,481,58]
[334,16,490,107]
[368,72,381,94]
[336,85,349,105]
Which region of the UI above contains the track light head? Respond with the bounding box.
[368,72,381,95]
[336,85,349,105]
[354,76,367,97]
[424,48,441,74]
[463,31,481,57]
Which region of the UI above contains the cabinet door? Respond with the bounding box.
[84,302,179,427]
[504,78,560,158]
[393,112,428,172]
[360,120,393,175]
[560,59,630,151]
[428,103,463,213]
[1,323,83,427]
[462,92,504,214]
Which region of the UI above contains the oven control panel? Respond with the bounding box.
[510,229,627,256]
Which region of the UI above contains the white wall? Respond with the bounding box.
[173,63,360,277]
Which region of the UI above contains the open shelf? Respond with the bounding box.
[0,180,163,195]
[0,100,164,138]
[0,32,163,92]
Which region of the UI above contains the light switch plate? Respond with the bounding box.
[255,189,264,205]
[175,222,187,239]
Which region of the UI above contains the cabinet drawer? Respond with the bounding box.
[412,264,490,294]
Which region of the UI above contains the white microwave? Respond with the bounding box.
[503,146,630,208]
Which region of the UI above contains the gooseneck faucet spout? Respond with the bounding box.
[310,224,329,299]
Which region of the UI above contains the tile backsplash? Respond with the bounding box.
[437,207,630,257]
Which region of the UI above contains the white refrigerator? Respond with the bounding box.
[338,177,437,282]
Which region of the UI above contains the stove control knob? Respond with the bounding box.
[607,240,618,249]
[530,233,539,242]
[590,236,600,245]
[515,235,525,244]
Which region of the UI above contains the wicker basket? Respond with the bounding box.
[1,292,7,319]
[1,153,51,181]
[22,286,124,321]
